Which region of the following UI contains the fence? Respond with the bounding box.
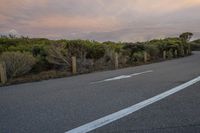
[0,47,190,84]
[0,62,7,84]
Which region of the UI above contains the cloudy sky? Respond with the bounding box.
[1,0,200,42]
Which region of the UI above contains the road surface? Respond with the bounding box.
[1,52,200,133]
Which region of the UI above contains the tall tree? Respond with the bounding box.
[179,32,193,54]
[179,32,193,42]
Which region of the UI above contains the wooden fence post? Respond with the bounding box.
[114,53,119,69]
[163,51,166,60]
[71,56,77,74]
[0,62,7,84]
[144,51,147,63]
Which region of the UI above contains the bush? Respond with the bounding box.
[145,44,160,59]
[0,52,36,78]
[0,35,193,81]
[45,44,70,67]
[86,43,105,60]
[132,52,144,62]
[103,41,123,53]
[167,50,174,59]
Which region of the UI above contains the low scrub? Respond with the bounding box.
[0,32,196,84]
[0,52,36,78]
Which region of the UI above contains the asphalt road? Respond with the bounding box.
[1,51,200,133]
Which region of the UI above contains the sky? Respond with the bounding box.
[1,0,200,42]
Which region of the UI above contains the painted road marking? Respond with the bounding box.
[91,70,153,84]
[65,76,200,133]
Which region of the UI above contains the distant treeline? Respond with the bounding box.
[0,32,198,84]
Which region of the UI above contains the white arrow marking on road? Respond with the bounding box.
[65,76,200,133]
[91,70,153,84]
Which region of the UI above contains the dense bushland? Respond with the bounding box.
[0,32,195,84]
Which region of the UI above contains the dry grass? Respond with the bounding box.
[0,70,70,86]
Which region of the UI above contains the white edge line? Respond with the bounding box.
[65,76,200,133]
[90,70,153,84]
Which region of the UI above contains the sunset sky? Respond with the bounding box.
[1,0,200,41]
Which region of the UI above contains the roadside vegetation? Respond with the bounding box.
[0,32,197,85]
[190,39,200,51]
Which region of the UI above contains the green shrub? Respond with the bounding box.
[0,52,36,78]
[145,44,160,59]
[122,42,145,62]
[103,41,123,53]
[45,44,70,67]
[86,43,105,60]
[132,52,144,62]
[65,40,91,58]
[167,50,174,59]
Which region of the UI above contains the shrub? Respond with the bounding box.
[145,44,160,59]
[86,43,105,60]
[103,41,123,53]
[167,50,174,59]
[45,44,71,67]
[132,52,144,62]
[65,40,91,58]
[0,52,36,78]
[122,42,145,62]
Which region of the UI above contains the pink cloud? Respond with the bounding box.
[26,15,121,32]
[1,0,200,40]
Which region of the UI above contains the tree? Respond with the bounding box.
[179,32,193,54]
[179,32,193,42]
